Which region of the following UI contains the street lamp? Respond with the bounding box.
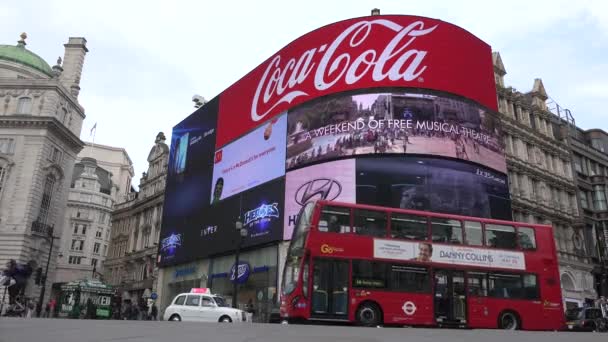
[232,217,247,309]
[36,225,60,317]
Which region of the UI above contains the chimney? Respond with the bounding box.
[60,37,88,99]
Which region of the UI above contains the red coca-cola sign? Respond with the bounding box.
[217,15,497,148]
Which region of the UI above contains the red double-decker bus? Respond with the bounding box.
[280,200,564,330]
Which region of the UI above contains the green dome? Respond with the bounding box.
[0,43,53,77]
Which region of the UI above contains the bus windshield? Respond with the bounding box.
[282,202,315,295]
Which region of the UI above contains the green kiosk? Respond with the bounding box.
[59,279,115,319]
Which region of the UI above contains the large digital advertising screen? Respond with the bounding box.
[356,156,512,220]
[210,113,287,204]
[158,177,285,266]
[286,90,505,173]
[217,15,497,148]
[284,159,356,240]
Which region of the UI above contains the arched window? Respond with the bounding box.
[561,273,576,292]
[38,174,56,224]
[17,97,32,114]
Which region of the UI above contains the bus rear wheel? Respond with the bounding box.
[356,302,382,327]
[498,311,520,330]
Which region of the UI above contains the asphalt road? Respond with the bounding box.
[0,318,602,342]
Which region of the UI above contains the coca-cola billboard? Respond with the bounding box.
[217,15,497,148]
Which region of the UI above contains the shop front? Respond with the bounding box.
[208,245,278,323]
[156,260,210,315]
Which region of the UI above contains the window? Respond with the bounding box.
[464,221,483,246]
[174,295,186,306]
[352,260,387,289]
[431,218,462,244]
[93,242,100,254]
[522,274,539,299]
[103,245,107,256]
[76,209,89,219]
[73,224,78,234]
[38,174,56,224]
[302,259,309,298]
[580,190,589,210]
[99,212,108,225]
[591,138,605,152]
[96,229,102,238]
[467,272,487,296]
[49,147,62,163]
[0,138,15,154]
[81,225,87,235]
[201,297,214,307]
[71,240,83,251]
[185,295,200,307]
[517,227,536,250]
[593,185,607,211]
[91,258,98,267]
[573,155,583,174]
[390,213,428,240]
[68,256,83,264]
[318,206,350,233]
[16,97,32,114]
[488,273,523,299]
[389,265,430,293]
[485,224,516,249]
[353,209,386,237]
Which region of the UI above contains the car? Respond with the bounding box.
[564,307,607,332]
[163,289,248,323]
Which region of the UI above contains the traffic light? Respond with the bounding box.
[34,267,43,285]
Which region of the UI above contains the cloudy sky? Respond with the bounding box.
[1,0,606,188]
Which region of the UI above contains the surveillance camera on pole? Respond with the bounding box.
[192,95,207,108]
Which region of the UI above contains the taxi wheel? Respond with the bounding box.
[169,314,181,322]
[219,315,232,323]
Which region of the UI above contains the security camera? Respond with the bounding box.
[192,95,207,108]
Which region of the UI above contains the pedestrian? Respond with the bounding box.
[44,302,50,318]
[49,298,56,318]
[150,303,158,321]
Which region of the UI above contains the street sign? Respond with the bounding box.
[150,292,158,300]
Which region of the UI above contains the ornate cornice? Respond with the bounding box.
[506,156,576,191]
[0,115,84,152]
[0,78,85,117]
[500,118,570,157]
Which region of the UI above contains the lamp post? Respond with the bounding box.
[232,217,247,309]
[36,225,59,317]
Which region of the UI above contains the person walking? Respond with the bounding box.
[150,303,158,321]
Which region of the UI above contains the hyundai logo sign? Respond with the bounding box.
[295,178,342,205]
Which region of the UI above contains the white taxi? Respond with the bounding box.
[163,288,247,323]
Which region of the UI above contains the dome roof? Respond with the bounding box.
[0,34,53,77]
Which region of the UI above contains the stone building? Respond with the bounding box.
[567,127,608,298]
[0,33,87,304]
[53,143,133,288]
[103,133,167,306]
[493,52,596,307]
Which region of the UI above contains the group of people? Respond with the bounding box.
[113,299,158,321]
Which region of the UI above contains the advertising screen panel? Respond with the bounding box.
[356,156,512,220]
[211,113,287,204]
[158,178,285,266]
[217,15,497,148]
[284,159,356,240]
[286,90,505,173]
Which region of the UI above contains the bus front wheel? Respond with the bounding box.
[498,311,520,330]
[356,302,382,327]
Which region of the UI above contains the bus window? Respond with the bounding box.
[318,206,351,233]
[485,224,516,249]
[464,221,483,246]
[431,218,463,244]
[353,209,387,237]
[390,213,428,240]
[522,274,539,299]
[390,265,430,293]
[488,273,523,299]
[352,260,387,289]
[467,272,487,296]
[302,258,309,298]
[517,227,537,250]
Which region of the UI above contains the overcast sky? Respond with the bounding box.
[1,0,606,188]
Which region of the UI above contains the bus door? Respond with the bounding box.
[311,258,349,319]
[434,269,466,325]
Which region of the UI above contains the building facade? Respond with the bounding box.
[568,128,608,297]
[103,133,167,307]
[493,52,596,307]
[0,33,87,304]
[53,157,114,285]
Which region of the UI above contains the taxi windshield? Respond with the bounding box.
[213,296,228,307]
